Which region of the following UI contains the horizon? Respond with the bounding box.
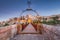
[0,0,60,21]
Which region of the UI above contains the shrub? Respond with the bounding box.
[47,20,56,25]
[42,20,47,24]
[3,23,9,26]
[42,20,58,25]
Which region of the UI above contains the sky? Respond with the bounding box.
[0,0,60,21]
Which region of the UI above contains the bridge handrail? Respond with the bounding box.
[43,25,60,36]
[0,25,17,40]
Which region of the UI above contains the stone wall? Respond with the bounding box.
[0,24,17,40]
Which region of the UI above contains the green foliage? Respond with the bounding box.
[3,23,9,26]
[0,23,9,27]
[42,20,60,25]
[42,20,47,24]
[56,20,60,24]
[52,16,59,21]
[47,20,56,25]
[33,20,38,23]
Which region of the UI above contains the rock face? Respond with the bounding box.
[22,24,37,33]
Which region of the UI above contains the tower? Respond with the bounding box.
[27,0,31,9]
[20,0,39,16]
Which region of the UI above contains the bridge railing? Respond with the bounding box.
[0,25,17,40]
[43,24,60,40]
[43,24,60,35]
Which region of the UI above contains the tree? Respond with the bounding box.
[51,16,59,24]
[52,16,59,21]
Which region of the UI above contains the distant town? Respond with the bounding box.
[0,14,60,27]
